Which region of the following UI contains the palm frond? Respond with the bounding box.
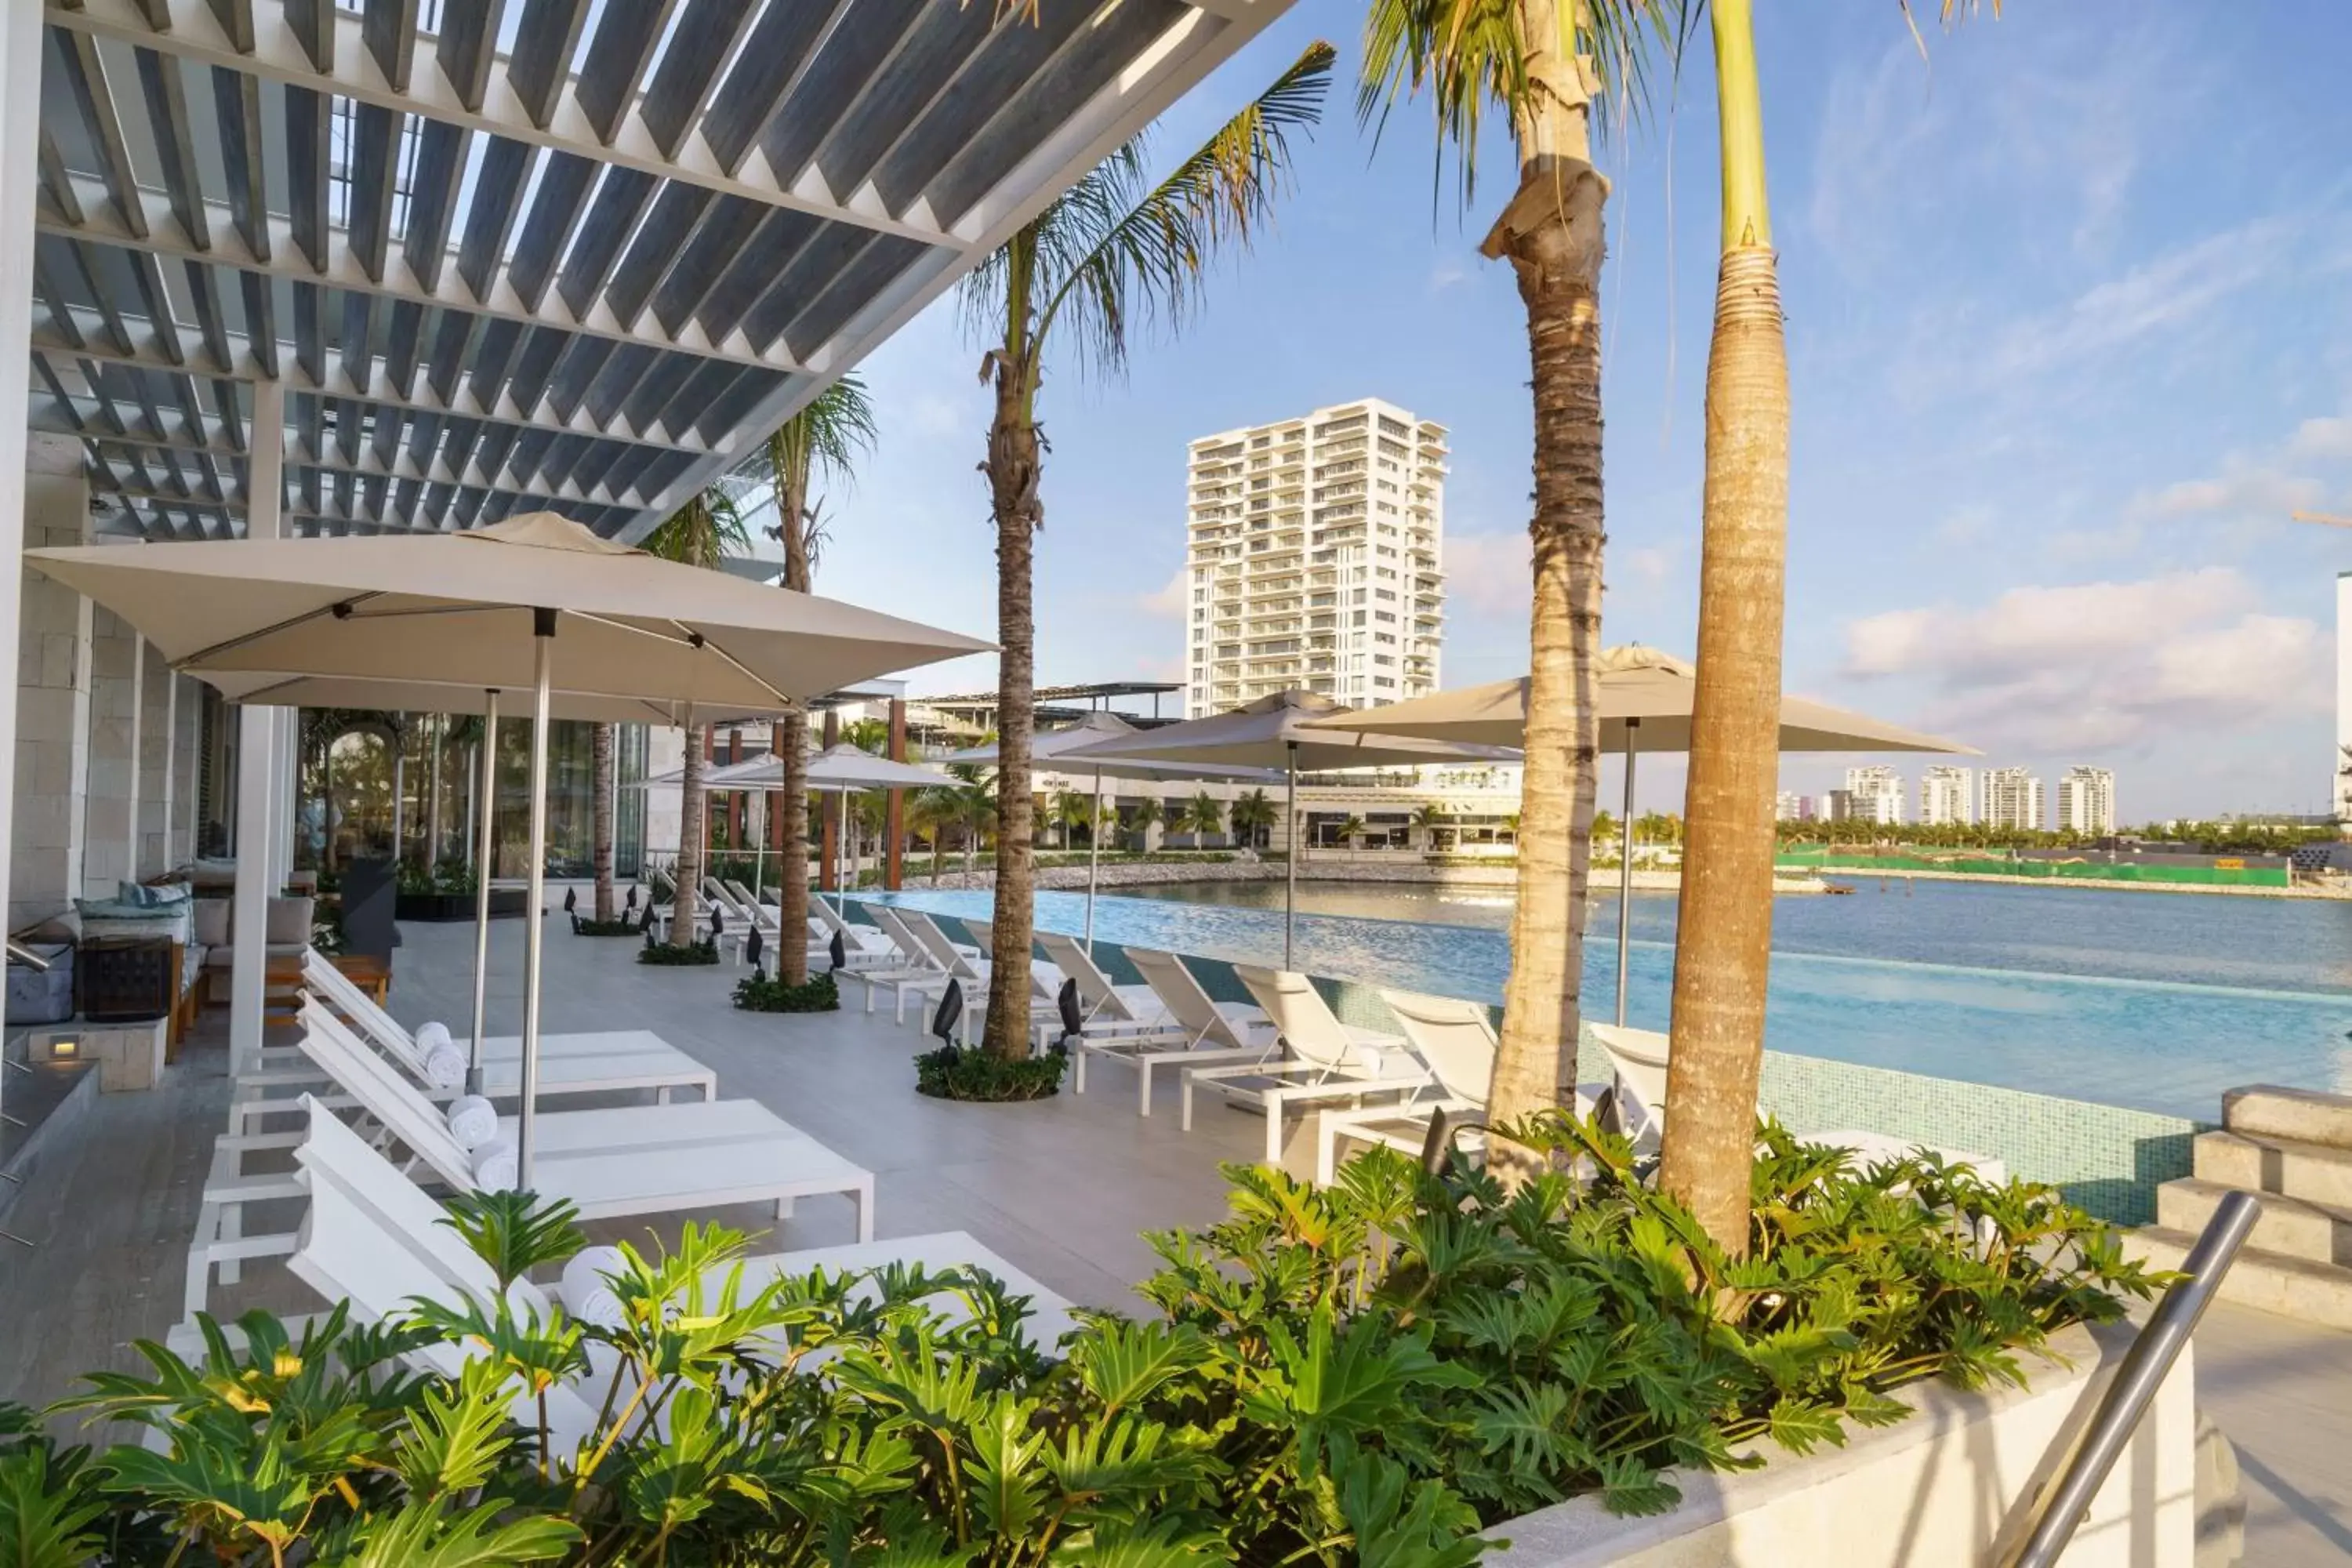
[1358,0,1672,205]
[640,487,751,571]
[1032,41,1336,383]
[768,374,880,492]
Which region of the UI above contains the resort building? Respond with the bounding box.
[1842,765,1905,826]
[2058,766,2118,836]
[1183,399,1447,718]
[1774,790,1817,821]
[1981,768,2047,832]
[1918,765,1975,826]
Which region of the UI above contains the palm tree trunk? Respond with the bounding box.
[982,353,1043,1060]
[1658,0,1791,1255]
[677,724,706,948]
[775,465,815,985]
[591,722,615,921]
[1483,2,1610,1188]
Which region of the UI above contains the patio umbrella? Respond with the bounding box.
[205,671,789,1076]
[939,712,1277,948]
[31,512,989,1184]
[1306,647,1975,1022]
[1057,691,1517,965]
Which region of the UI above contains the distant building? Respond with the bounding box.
[1842,765,1904,826]
[1184,399,1446,717]
[1981,768,2045,832]
[1775,790,1817,821]
[1918,765,1974,826]
[2057,766,2117,835]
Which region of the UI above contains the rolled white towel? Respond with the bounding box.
[560,1245,630,1328]
[470,1134,519,1192]
[445,1094,499,1150]
[415,1020,454,1054]
[420,1041,467,1089]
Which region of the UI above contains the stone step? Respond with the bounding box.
[2222,1083,2352,1152]
[2156,1177,2352,1268]
[2192,1129,2352,1209]
[2125,1226,2352,1332]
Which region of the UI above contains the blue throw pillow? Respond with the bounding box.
[118,881,163,908]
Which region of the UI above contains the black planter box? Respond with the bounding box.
[396,887,530,922]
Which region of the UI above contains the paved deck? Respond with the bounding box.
[0,912,2346,1562]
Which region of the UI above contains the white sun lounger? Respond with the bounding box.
[1031,931,1178,1044]
[1070,947,1278,1116]
[230,952,718,1134]
[808,898,902,964]
[1181,965,1431,1167]
[230,1100,1074,1455]
[947,916,1065,1046]
[855,906,964,1021]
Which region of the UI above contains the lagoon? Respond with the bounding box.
[872,877,2352,1120]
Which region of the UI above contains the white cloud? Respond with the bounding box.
[1445,530,1532,617]
[1841,568,2325,753]
[2289,414,2352,461]
[1138,569,1188,618]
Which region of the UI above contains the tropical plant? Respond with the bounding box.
[959,42,1335,1060]
[1126,794,1166,850]
[639,488,751,959]
[1336,813,1369,847]
[907,786,962,882]
[913,1041,1069,1102]
[15,1123,2154,1564]
[733,970,840,1014]
[1363,0,1673,1188]
[1412,800,1453,850]
[946,763,997,876]
[1050,787,1097,848]
[637,936,718,967]
[588,723,616,922]
[1229,787,1277,849]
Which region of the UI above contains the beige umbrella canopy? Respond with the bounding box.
[202,671,787,728]
[27,512,989,1184]
[1305,648,1974,753]
[1308,647,1974,1025]
[28,511,989,707]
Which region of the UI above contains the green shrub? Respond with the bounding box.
[1,1119,2154,1565]
[732,971,840,1012]
[636,938,717,966]
[914,1043,1068,1102]
[570,916,641,937]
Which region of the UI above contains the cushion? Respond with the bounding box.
[118,880,190,909]
[188,858,238,889]
[264,896,314,946]
[193,898,230,948]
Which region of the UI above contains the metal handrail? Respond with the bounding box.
[4,942,51,972]
[2005,1189,2259,1567]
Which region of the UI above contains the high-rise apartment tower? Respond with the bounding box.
[1184,399,1446,717]
[2056,766,2117,836]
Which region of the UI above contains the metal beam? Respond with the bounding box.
[34,333,714,454]
[43,175,813,372]
[51,0,957,245]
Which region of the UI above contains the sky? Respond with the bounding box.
[793,2,2352,824]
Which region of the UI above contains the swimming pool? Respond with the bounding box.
[868,884,2352,1121]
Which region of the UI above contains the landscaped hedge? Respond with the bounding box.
[731,971,840,1012]
[0,1118,2157,1564]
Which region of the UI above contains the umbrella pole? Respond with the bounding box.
[1085,765,1102,952]
[1616,721,1638,1028]
[833,790,845,918]
[1285,742,1298,970]
[517,611,555,1190]
[466,690,499,1094]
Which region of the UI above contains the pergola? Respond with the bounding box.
[15,0,1285,543]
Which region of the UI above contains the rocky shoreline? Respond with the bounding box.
[887,858,1835,895]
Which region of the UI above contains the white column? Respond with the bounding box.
[0,0,38,934]
[229,381,286,1070]
[140,635,175,877]
[82,610,142,898]
[170,675,200,863]
[11,438,91,931]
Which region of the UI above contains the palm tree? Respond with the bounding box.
[1053,787,1098,850]
[960,42,1334,1060]
[1127,795,1165,851]
[1411,800,1452,851]
[909,786,960,883]
[1362,0,1666,1183]
[641,488,750,952]
[1184,792,1225,846]
[1229,787,1276,850]
[943,763,996,877]
[764,376,879,985]
[1338,814,1368,849]
[590,722,615,920]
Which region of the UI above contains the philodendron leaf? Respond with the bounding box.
[0,1448,107,1568]
[320,1497,580,1567]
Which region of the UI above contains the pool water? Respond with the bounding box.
[873,880,2352,1120]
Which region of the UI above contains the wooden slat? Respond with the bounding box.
[697,0,854,176]
[573,0,681,146]
[756,0,927,192]
[209,66,269,260]
[205,0,257,52]
[344,103,401,281]
[638,0,757,159]
[283,84,331,271]
[53,29,148,240]
[811,0,996,209]
[361,0,418,91]
[133,47,211,249]
[552,166,658,321]
[431,0,503,111]
[869,0,1093,216]
[505,0,593,130]
[504,151,599,312]
[456,136,535,303]
[284,0,336,73]
[400,118,468,292]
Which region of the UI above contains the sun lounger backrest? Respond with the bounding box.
[301,949,423,1069]
[868,906,935,967]
[1126,948,1245,1049]
[808,899,848,936]
[898,911,978,977]
[292,1100,598,1445]
[1234,966,1357,1073]
[296,1000,476,1189]
[1377,990,1496,1104]
[1590,1024,1671,1129]
[1033,932,1132,1019]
